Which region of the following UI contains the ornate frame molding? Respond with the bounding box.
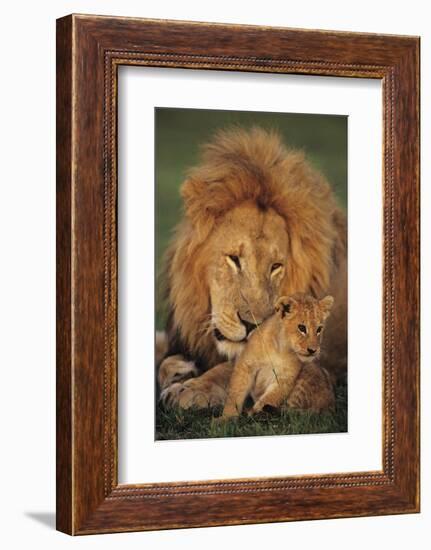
[57,15,419,534]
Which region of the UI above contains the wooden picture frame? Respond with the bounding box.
[56,14,420,535]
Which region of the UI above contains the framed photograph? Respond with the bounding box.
[153,106,348,441]
[56,14,420,534]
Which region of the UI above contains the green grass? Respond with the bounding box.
[155,380,347,440]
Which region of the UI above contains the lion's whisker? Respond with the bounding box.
[195,321,213,337]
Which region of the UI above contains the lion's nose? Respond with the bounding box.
[238,314,259,336]
[307,348,317,355]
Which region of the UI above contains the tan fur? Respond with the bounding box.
[158,354,198,390]
[286,363,335,413]
[155,331,168,367]
[160,362,233,409]
[159,127,347,409]
[221,294,334,419]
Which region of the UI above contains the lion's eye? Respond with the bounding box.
[316,326,323,334]
[298,324,307,334]
[228,255,241,270]
[271,263,283,274]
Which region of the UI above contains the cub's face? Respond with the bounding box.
[275,294,334,363]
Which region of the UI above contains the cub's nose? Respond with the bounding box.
[307,348,316,355]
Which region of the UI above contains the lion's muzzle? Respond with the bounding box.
[213,328,228,341]
[237,314,259,336]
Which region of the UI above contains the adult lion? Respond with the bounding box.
[158,127,347,409]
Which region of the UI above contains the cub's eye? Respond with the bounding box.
[271,263,283,273]
[228,255,241,270]
[298,324,307,334]
[316,326,323,334]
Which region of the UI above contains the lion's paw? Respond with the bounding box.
[160,379,205,409]
[160,378,224,409]
[158,355,198,390]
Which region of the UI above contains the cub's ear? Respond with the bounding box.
[319,295,334,318]
[275,296,297,318]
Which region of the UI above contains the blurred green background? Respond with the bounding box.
[155,108,347,329]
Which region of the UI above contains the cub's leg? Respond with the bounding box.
[250,383,284,415]
[222,362,253,419]
[160,361,233,409]
[286,364,335,413]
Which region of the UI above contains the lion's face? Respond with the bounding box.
[206,201,289,359]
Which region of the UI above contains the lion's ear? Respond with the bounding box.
[181,178,215,242]
[319,295,334,318]
[275,296,296,318]
[181,177,206,218]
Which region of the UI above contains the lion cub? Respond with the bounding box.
[221,293,334,420]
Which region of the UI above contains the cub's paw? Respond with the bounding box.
[248,402,279,417]
[212,415,238,426]
[248,405,261,416]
